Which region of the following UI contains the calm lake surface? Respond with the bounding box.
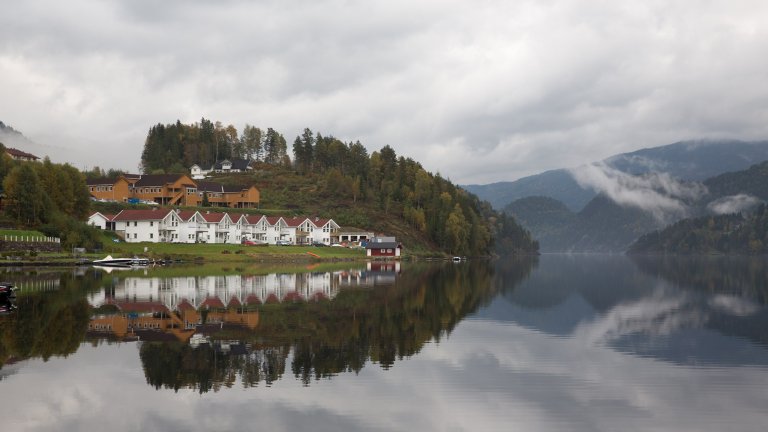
[1,255,768,432]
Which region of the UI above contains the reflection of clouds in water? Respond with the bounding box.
[709,294,760,317]
[571,285,763,348]
[572,290,706,347]
[3,319,768,431]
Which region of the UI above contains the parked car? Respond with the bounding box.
[241,239,257,246]
[312,242,328,247]
[330,243,344,247]
[276,240,291,246]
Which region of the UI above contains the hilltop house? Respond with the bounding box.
[190,159,253,179]
[5,147,39,161]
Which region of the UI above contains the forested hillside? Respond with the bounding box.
[0,143,99,249]
[628,205,768,255]
[139,120,538,256]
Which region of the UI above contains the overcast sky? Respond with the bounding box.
[2,0,768,184]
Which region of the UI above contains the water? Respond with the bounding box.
[1,256,768,431]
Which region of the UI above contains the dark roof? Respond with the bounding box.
[133,174,193,187]
[222,184,247,193]
[5,147,39,160]
[86,177,119,186]
[196,181,224,193]
[365,242,400,249]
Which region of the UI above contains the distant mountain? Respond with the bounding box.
[506,194,663,252]
[0,120,85,166]
[511,160,768,253]
[464,139,768,211]
[702,160,768,203]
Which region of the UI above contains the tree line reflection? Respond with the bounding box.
[0,259,538,391]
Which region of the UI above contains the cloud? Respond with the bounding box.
[2,1,768,181]
[569,162,707,221]
[706,194,762,215]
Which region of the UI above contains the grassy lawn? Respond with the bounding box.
[0,229,49,239]
[97,241,366,262]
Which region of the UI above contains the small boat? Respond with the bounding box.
[92,255,150,267]
[0,283,17,311]
[452,256,462,262]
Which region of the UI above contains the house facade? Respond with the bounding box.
[90,209,352,247]
[87,212,116,230]
[365,237,402,258]
[86,174,259,208]
[113,209,183,243]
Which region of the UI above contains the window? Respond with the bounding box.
[150,221,153,226]
[380,249,386,253]
[134,233,137,239]
[134,221,137,227]
[150,233,153,239]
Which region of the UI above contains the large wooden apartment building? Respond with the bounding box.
[87,174,260,208]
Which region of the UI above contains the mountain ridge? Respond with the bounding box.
[464,139,768,211]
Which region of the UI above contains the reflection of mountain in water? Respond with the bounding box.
[478,255,768,367]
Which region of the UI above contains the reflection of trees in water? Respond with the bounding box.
[0,273,97,370]
[632,256,768,304]
[139,260,537,392]
[141,342,289,393]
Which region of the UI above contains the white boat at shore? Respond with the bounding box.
[92,255,150,267]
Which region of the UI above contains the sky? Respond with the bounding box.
[2,0,768,185]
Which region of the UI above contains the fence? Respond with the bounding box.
[2,235,61,243]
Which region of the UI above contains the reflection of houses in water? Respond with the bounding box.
[88,306,260,342]
[336,262,401,287]
[87,268,401,342]
[88,272,340,312]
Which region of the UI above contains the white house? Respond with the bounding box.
[90,209,343,247]
[190,164,210,180]
[264,216,288,244]
[241,214,267,242]
[87,212,116,230]
[309,218,340,245]
[176,210,208,243]
[226,213,246,243]
[199,212,236,244]
[113,209,182,243]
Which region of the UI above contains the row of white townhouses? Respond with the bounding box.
[86,209,368,245]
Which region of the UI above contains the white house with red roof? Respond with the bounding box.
[88,208,343,246]
[112,208,183,243]
[199,212,237,243]
[176,210,208,243]
[263,216,288,244]
[87,212,116,230]
[241,214,267,242]
[226,213,246,244]
[309,217,340,245]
